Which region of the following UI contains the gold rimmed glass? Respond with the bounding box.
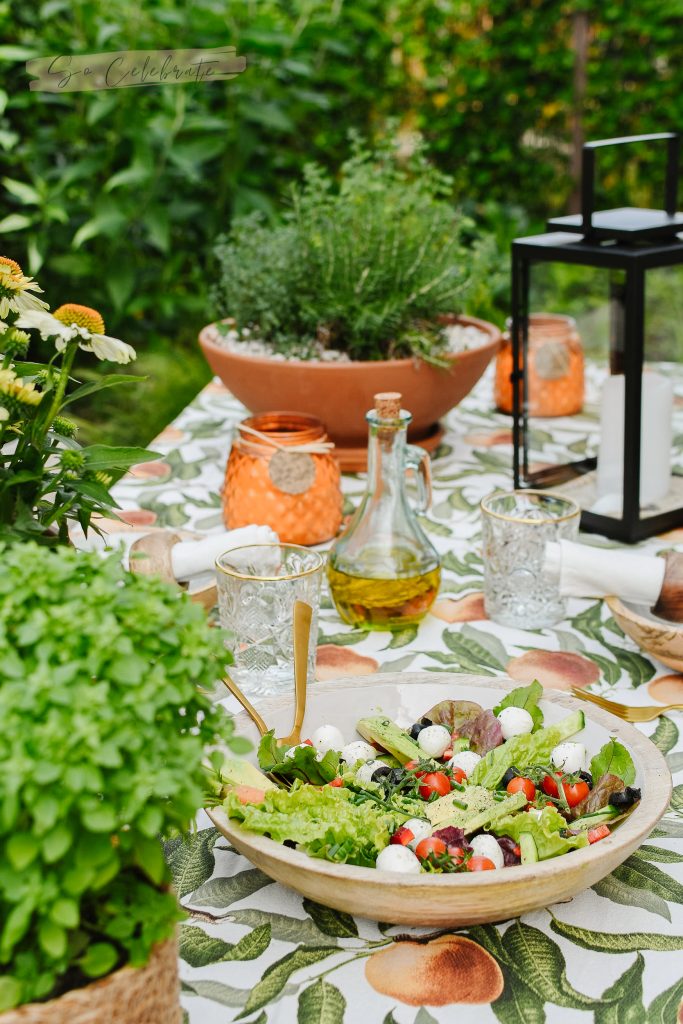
[481,490,580,628]
[216,544,324,698]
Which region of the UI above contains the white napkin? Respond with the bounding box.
[73,522,278,581]
[172,525,277,581]
[544,539,665,604]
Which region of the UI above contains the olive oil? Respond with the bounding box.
[327,563,441,629]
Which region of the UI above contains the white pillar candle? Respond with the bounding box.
[596,372,673,507]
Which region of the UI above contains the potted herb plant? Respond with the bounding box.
[200,137,502,466]
[0,256,156,543]
[0,542,242,1021]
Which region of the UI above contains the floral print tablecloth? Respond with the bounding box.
[113,368,683,1024]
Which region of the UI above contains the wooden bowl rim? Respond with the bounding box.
[198,315,502,371]
[606,594,683,635]
[208,672,672,893]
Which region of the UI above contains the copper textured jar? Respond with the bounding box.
[495,313,584,417]
[223,412,343,545]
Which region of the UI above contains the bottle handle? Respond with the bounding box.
[404,444,433,514]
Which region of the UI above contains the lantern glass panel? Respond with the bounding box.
[518,260,683,528]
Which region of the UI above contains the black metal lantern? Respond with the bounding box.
[511,133,683,542]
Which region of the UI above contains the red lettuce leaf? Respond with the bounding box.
[421,699,483,735]
[458,709,504,754]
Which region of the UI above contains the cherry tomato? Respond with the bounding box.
[328,777,344,788]
[506,777,536,802]
[512,845,521,858]
[450,766,467,786]
[415,837,447,860]
[418,772,451,800]
[302,739,313,746]
[587,824,611,844]
[447,845,465,864]
[390,826,415,846]
[541,775,559,798]
[405,760,427,778]
[562,780,590,808]
[467,856,496,871]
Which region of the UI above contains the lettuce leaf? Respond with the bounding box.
[223,782,394,866]
[257,730,340,786]
[470,710,584,789]
[489,805,589,860]
[493,680,544,731]
[589,739,636,787]
[421,699,482,734]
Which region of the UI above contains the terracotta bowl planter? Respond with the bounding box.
[1,937,180,1024]
[199,314,501,470]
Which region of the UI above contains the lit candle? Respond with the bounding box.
[596,371,673,507]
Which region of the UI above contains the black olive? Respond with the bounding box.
[409,722,428,740]
[579,770,593,788]
[609,786,641,810]
[283,839,297,849]
[501,767,517,788]
[386,768,407,787]
[420,717,434,726]
[370,765,392,783]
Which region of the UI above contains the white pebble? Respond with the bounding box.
[417,724,452,758]
[469,834,503,869]
[340,740,377,765]
[447,750,482,777]
[311,724,345,754]
[497,707,534,740]
[375,845,422,874]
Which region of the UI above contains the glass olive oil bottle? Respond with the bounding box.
[327,393,441,630]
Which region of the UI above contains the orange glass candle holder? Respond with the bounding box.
[223,412,343,546]
[495,313,584,417]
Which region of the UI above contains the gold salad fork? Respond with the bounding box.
[570,685,683,723]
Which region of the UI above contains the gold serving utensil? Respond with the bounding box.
[570,685,683,723]
[221,674,269,737]
[278,599,312,746]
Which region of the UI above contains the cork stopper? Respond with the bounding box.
[374,392,402,419]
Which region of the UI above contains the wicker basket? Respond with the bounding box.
[1,937,181,1024]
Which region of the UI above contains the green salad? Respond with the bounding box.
[214,682,641,875]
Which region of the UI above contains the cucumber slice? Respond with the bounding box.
[519,832,538,864]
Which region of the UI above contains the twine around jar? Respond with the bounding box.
[233,421,336,457]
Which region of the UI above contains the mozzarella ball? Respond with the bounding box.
[355,759,385,786]
[340,740,376,765]
[311,724,345,755]
[417,724,452,758]
[402,818,432,850]
[551,742,587,775]
[376,845,422,874]
[469,834,504,869]
[497,707,534,740]
[447,750,482,778]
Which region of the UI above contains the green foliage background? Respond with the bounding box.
[0,0,681,443]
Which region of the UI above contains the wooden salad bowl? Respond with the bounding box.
[207,672,672,927]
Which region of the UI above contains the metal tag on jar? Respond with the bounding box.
[268,449,317,495]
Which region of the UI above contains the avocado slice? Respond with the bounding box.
[219,755,277,792]
[426,786,526,834]
[519,832,538,864]
[356,716,426,765]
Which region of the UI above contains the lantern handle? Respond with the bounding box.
[581,132,680,233]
